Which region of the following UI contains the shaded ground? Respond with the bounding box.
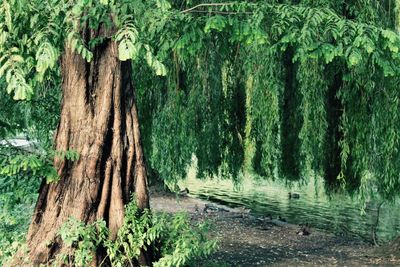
[150,192,400,267]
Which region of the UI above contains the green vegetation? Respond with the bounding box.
[55,201,216,267]
[0,173,38,265]
[1,0,400,265]
[1,196,216,266]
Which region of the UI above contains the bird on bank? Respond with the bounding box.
[297,224,311,236]
[288,192,300,199]
[177,187,189,197]
[278,216,287,222]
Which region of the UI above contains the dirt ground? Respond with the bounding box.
[150,192,400,267]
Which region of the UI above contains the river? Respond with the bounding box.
[179,172,400,243]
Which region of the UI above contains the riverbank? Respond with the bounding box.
[150,192,400,266]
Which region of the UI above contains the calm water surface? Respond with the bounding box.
[180,175,400,242]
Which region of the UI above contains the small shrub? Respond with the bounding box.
[58,219,108,266]
[57,200,217,267]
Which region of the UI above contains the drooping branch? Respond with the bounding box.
[396,0,400,33]
[181,2,236,13]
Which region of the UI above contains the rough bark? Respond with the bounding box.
[23,36,150,266]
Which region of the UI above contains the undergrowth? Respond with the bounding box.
[54,199,217,267]
[0,173,40,266]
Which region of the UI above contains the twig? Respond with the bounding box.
[341,224,370,241]
[372,201,384,246]
[183,10,253,15]
[181,2,236,13]
[233,43,241,65]
[98,253,110,267]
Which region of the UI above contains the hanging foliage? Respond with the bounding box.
[2,0,400,200]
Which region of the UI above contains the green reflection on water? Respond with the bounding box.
[180,173,400,242]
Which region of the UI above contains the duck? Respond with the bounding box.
[177,187,189,197]
[278,216,286,222]
[297,224,311,236]
[288,192,300,199]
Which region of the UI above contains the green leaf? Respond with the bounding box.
[204,16,226,33]
[348,50,362,66]
[156,0,171,11]
[153,60,167,76]
[118,40,139,61]
[382,29,397,43]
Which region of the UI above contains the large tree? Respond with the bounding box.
[0,1,163,265]
[1,0,400,266]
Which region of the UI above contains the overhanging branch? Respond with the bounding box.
[181,2,237,13]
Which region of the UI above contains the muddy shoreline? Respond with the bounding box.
[150,192,400,266]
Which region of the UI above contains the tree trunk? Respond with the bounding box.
[23,36,150,266]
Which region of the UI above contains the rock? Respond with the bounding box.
[256,215,273,222]
[203,203,230,213]
[236,206,251,214]
[270,219,288,226]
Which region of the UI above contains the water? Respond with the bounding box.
[180,175,400,243]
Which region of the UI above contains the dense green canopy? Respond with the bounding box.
[1,0,400,201]
[137,0,400,202]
